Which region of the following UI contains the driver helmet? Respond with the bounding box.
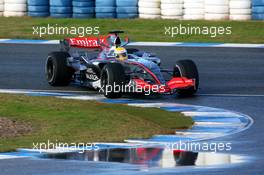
[114,47,128,61]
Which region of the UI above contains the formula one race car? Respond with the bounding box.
[45,31,199,98]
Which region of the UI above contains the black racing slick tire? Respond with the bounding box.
[100,63,126,98]
[174,60,199,96]
[46,52,74,86]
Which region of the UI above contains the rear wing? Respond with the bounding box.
[60,33,129,51]
[63,36,107,49]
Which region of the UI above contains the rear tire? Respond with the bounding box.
[46,52,74,86]
[100,63,126,98]
[174,60,199,96]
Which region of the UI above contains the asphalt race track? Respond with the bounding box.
[0,43,264,175]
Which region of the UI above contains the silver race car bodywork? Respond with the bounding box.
[46,31,198,98]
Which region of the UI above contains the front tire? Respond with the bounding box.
[46,52,74,86]
[100,63,126,98]
[174,60,199,96]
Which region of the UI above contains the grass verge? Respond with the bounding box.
[0,94,193,152]
[0,17,263,43]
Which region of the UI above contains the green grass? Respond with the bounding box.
[0,94,193,152]
[0,17,263,43]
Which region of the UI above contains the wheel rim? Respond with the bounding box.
[101,71,108,92]
[46,58,54,82]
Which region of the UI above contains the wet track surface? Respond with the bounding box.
[0,44,263,94]
[0,44,263,174]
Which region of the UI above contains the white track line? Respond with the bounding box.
[175,131,223,135]
[182,111,242,117]
[195,122,243,127]
[1,89,263,98]
[60,95,104,101]
[0,89,30,94]
[0,39,264,48]
[129,42,264,48]
[0,39,59,45]
[0,155,28,159]
[0,89,93,94]
[128,103,185,108]
[198,93,264,97]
